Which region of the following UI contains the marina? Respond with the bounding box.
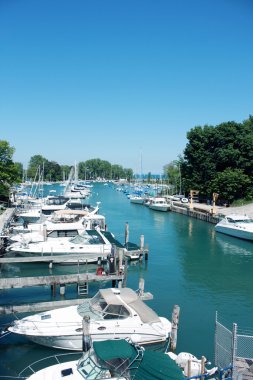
[0,182,253,377]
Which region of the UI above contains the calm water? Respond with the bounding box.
[1,182,253,376]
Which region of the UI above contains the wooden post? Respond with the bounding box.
[144,244,149,260]
[138,277,144,297]
[82,315,91,352]
[140,235,144,251]
[212,193,219,215]
[169,304,180,351]
[122,256,128,288]
[201,356,206,380]
[118,248,123,273]
[187,359,192,378]
[51,282,56,297]
[60,283,66,296]
[125,222,129,245]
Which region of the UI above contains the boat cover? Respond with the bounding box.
[93,340,184,380]
[93,339,136,361]
[134,350,184,380]
[100,289,160,323]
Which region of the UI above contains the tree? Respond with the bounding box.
[164,160,181,194]
[181,115,253,202]
[0,140,19,201]
[27,155,47,180]
[209,168,251,204]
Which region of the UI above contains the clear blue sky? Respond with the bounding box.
[0,0,252,174]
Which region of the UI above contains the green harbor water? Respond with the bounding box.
[1,182,253,376]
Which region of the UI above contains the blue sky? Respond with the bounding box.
[0,0,252,174]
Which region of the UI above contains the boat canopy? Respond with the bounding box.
[54,209,90,216]
[93,340,184,380]
[93,339,136,361]
[99,288,160,324]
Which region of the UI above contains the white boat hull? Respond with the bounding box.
[149,205,169,212]
[215,225,253,241]
[20,329,168,351]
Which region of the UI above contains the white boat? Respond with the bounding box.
[8,287,171,351]
[215,214,253,241]
[41,195,79,215]
[15,207,42,223]
[20,338,184,380]
[129,195,144,205]
[149,197,171,212]
[8,229,113,263]
[9,211,105,244]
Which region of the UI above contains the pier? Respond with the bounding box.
[171,202,221,224]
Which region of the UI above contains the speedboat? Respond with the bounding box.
[149,197,171,212]
[8,287,171,350]
[8,229,113,263]
[129,195,144,205]
[20,339,184,380]
[215,214,253,241]
[9,208,102,244]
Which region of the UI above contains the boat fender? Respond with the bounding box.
[176,352,200,367]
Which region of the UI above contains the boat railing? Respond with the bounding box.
[183,365,233,380]
[19,352,82,377]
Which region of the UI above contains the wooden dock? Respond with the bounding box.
[0,272,124,289]
[0,298,86,314]
[171,202,221,224]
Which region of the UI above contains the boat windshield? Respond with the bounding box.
[77,352,111,379]
[68,231,103,245]
[89,292,130,319]
[77,340,138,379]
[227,217,253,224]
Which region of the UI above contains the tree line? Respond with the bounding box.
[0,146,133,201]
[25,155,133,183]
[164,115,253,204]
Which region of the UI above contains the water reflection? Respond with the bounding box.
[215,234,253,257]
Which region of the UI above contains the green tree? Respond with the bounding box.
[209,168,251,204]
[181,115,253,202]
[164,160,181,194]
[27,155,47,180]
[0,140,19,201]
[14,162,23,182]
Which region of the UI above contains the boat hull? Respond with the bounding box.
[149,205,169,212]
[23,331,168,351]
[215,226,253,241]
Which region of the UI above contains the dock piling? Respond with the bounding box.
[51,282,56,297]
[125,222,129,244]
[60,284,66,296]
[169,304,180,351]
[138,278,145,297]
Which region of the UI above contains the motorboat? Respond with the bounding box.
[41,195,79,215]
[215,214,253,241]
[129,195,144,205]
[15,207,42,223]
[20,338,184,380]
[9,206,101,243]
[149,197,171,212]
[8,229,113,263]
[8,287,171,350]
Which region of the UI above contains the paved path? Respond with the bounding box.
[193,202,253,218]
